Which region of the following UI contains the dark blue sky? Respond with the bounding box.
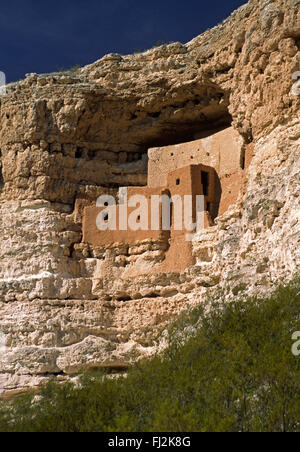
[1,0,246,82]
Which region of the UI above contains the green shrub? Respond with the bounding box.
[0,279,299,432]
[232,282,247,295]
[59,64,81,72]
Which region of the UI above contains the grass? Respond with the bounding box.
[55,64,81,75]
[0,279,299,432]
[134,40,176,54]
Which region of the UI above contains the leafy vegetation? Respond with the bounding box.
[0,279,299,432]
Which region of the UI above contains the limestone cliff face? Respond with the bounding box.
[0,0,299,397]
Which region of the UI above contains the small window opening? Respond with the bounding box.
[75,149,83,159]
[103,213,109,222]
[176,178,180,186]
[240,149,246,170]
[201,171,209,196]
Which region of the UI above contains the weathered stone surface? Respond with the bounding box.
[0,0,299,397]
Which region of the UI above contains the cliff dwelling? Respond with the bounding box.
[82,126,252,274]
[1,0,300,399]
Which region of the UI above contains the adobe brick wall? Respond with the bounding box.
[83,164,215,246]
[82,186,167,247]
[148,126,248,217]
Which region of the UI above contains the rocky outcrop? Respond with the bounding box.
[0,0,299,397]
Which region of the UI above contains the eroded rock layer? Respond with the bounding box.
[0,0,299,397]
